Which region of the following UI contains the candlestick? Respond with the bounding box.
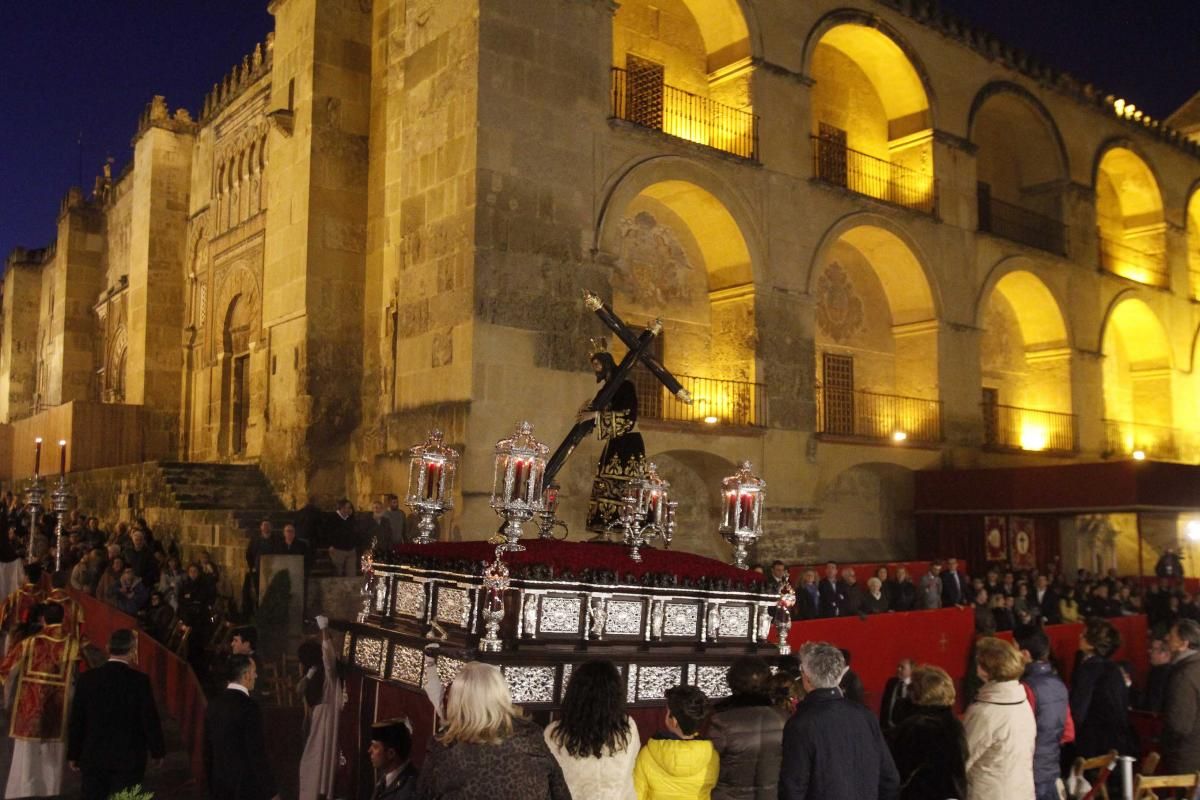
[58,440,67,476]
[33,438,42,476]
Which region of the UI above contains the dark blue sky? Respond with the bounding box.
[1,2,1197,261]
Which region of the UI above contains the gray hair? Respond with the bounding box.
[1175,619,1200,650]
[799,641,846,689]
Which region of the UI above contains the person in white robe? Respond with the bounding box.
[299,614,343,800]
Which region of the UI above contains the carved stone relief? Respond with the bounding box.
[815,263,865,344]
[615,211,695,310]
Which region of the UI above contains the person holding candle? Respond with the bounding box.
[581,344,645,539]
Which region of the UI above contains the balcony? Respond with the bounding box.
[811,135,937,216]
[1098,232,1168,288]
[632,370,766,429]
[610,67,759,161]
[982,404,1077,454]
[1103,419,1180,461]
[815,386,942,445]
[977,188,1067,256]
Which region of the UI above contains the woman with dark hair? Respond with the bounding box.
[1071,617,1137,758]
[708,656,786,800]
[544,659,638,800]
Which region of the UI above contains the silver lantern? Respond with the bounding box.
[718,461,766,570]
[610,461,674,562]
[489,421,548,552]
[405,429,459,545]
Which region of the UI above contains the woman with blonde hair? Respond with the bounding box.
[417,661,570,799]
[963,637,1036,799]
[886,664,968,800]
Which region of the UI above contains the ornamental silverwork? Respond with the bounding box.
[637,665,683,702]
[604,599,643,636]
[695,665,732,699]
[393,581,426,619]
[662,603,698,637]
[502,665,556,704]
[389,644,425,686]
[539,597,583,635]
[435,587,471,627]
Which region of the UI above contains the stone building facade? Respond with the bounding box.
[6,0,1200,565]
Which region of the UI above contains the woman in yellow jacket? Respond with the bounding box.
[634,685,720,800]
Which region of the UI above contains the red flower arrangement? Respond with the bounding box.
[385,539,765,590]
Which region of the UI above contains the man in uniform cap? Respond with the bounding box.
[368,718,417,800]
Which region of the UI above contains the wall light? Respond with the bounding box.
[1188,520,1200,542]
[1132,450,1146,461]
[704,415,719,425]
[892,430,907,442]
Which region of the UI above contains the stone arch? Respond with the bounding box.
[1187,183,1200,300]
[814,462,915,560]
[596,160,760,405]
[646,448,738,559]
[210,264,261,361]
[1100,294,1175,454]
[1094,141,1167,287]
[105,326,128,403]
[976,265,1073,450]
[968,81,1070,179]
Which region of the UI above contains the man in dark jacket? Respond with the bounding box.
[941,557,968,607]
[888,566,918,612]
[1157,547,1185,583]
[1033,575,1061,625]
[368,718,418,799]
[68,628,166,800]
[709,657,785,800]
[1136,637,1172,712]
[817,562,843,618]
[1017,626,1069,800]
[878,659,914,732]
[780,642,899,800]
[325,499,359,577]
[204,654,279,800]
[1163,619,1200,773]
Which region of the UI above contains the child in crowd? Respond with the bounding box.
[633,684,719,800]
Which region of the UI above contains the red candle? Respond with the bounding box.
[33,438,42,476]
[724,490,736,525]
[739,492,755,526]
[511,459,528,502]
[425,461,442,500]
[648,491,660,522]
[58,440,67,476]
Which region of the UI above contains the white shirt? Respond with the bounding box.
[227,682,250,696]
[384,765,405,787]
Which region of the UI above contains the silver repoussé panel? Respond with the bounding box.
[662,603,699,637]
[389,644,425,686]
[695,665,732,699]
[353,636,385,674]
[393,581,426,619]
[604,599,643,636]
[502,665,557,704]
[637,665,683,701]
[539,597,583,634]
[435,587,471,627]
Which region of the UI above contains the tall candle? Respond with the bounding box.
[424,461,442,500]
[511,459,528,502]
[33,438,42,476]
[739,492,755,527]
[58,440,67,476]
[724,490,737,526]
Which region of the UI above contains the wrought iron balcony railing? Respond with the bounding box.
[977,190,1068,256]
[816,385,942,445]
[632,370,766,428]
[982,403,1077,454]
[1098,231,1168,287]
[1103,419,1180,461]
[811,135,938,216]
[610,67,759,161]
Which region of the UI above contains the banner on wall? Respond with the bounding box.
[984,515,1008,562]
[1010,516,1036,569]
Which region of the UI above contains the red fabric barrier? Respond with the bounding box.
[787,560,934,585]
[70,590,207,786]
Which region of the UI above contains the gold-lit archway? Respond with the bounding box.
[1187,188,1200,299]
[597,176,759,427]
[809,222,940,443]
[1101,296,1175,457]
[1096,146,1166,287]
[978,269,1073,452]
[807,20,935,214]
[970,85,1069,255]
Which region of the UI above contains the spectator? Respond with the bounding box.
[779,642,898,800]
[204,654,279,800]
[544,659,638,800]
[920,561,942,609]
[197,550,221,589]
[122,529,159,586]
[1012,582,1032,620]
[418,662,569,799]
[1033,575,1060,624]
[145,591,176,643]
[1136,636,1172,712]
[964,637,1036,798]
[862,577,889,614]
[1059,586,1081,624]
[385,494,409,546]
[1071,618,1136,759]
[363,501,393,552]
[1157,546,1185,583]
[112,566,150,616]
[367,718,417,799]
[158,555,185,609]
[68,628,165,800]
[879,659,914,732]
[765,561,790,595]
[886,664,967,800]
[708,656,784,800]
[941,557,968,607]
[278,523,313,575]
[96,555,124,601]
[889,566,917,612]
[1162,618,1200,773]
[817,562,843,618]
[245,520,279,613]
[839,569,864,616]
[838,649,865,705]
[989,593,1014,632]
[983,570,1002,598]
[325,499,359,577]
[634,684,718,800]
[794,570,819,621]
[1015,626,1069,800]
[299,617,345,800]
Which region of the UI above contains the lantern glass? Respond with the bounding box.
[405,430,459,510]
[719,461,766,535]
[489,421,549,514]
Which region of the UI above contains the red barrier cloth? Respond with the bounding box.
[69,590,207,786]
[387,540,763,587]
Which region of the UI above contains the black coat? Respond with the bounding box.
[1070,655,1137,758]
[941,570,968,606]
[779,688,900,800]
[878,678,913,731]
[204,687,278,800]
[417,716,570,800]
[817,578,843,617]
[372,762,419,800]
[277,537,312,574]
[888,580,917,612]
[886,705,967,800]
[794,585,820,621]
[1035,588,1061,624]
[709,694,786,800]
[67,660,165,775]
[324,511,358,551]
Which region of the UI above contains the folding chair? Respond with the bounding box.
[1134,771,1200,800]
[1071,749,1118,800]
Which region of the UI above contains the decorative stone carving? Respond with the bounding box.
[615,212,695,310]
[814,263,864,344]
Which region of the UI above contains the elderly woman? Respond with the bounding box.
[418,661,570,800]
[1071,617,1137,759]
[544,659,638,800]
[963,637,1036,799]
[708,656,785,800]
[862,577,890,614]
[886,664,968,800]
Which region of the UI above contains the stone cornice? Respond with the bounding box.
[932,129,976,154]
[750,58,813,86]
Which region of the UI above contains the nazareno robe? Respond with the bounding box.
[586,378,645,533]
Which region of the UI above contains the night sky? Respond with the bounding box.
[1,2,1197,262]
